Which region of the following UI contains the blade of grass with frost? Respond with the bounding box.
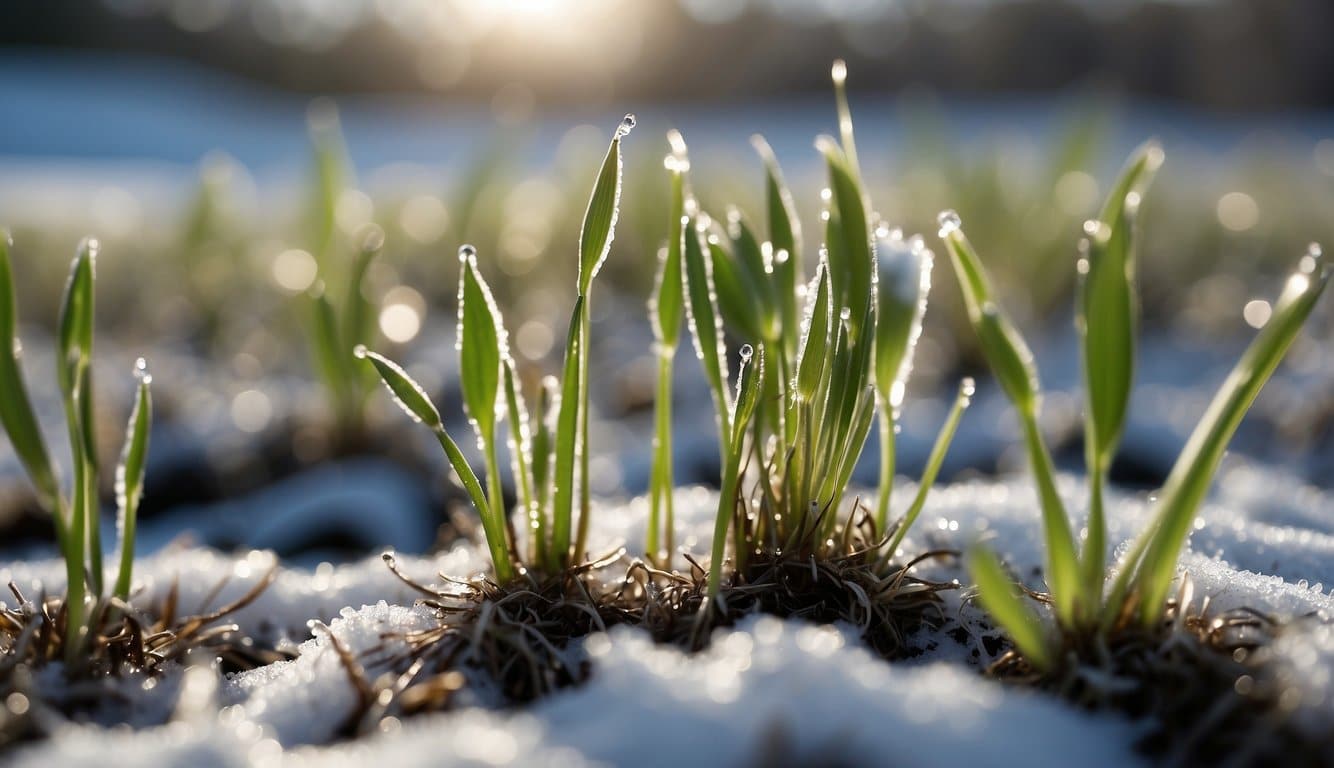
[682,213,732,455]
[357,346,514,582]
[882,379,973,566]
[872,227,933,531]
[530,376,557,562]
[113,359,151,601]
[970,546,1052,671]
[1121,244,1330,626]
[706,344,764,603]
[938,213,1080,624]
[502,361,536,563]
[457,246,506,525]
[647,130,688,565]
[551,297,584,568]
[830,60,860,181]
[708,236,764,344]
[817,138,873,339]
[729,211,780,343]
[751,135,802,364]
[572,115,634,563]
[57,241,97,652]
[1076,141,1161,607]
[0,233,62,522]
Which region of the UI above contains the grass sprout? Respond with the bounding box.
[0,234,154,665]
[943,143,1331,670]
[674,62,971,610]
[360,115,634,583]
[303,104,385,445]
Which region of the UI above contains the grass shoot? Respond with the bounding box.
[0,234,154,665]
[360,115,634,583]
[946,143,1332,670]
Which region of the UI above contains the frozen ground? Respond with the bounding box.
[3,459,1332,766]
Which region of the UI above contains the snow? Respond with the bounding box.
[5,459,1334,765]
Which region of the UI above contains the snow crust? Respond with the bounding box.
[5,460,1333,766]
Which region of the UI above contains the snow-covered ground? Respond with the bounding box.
[3,460,1332,766]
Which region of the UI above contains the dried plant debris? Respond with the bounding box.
[325,538,955,734]
[986,577,1334,765]
[0,568,288,745]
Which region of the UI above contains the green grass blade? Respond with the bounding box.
[682,213,732,451]
[1079,142,1162,466]
[0,233,61,518]
[883,378,973,564]
[457,246,504,442]
[794,262,832,403]
[342,224,383,360]
[551,298,584,565]
[969,546,1052,672]
[830,60,860,180]
[577,115,633,296]
[709,237,763,341]
[503,360,536,561]
[816,138,872,340]
[1130,245,1330,625]
[874,227,933,406]
[305,100,349,263]
[310,286,350,415]
[358,345,513,582]
[706,344,764,602]
[531,375,557,562]
[113,359,151,601]
[651,130,688,351]
[1077,141,1162,602]
[356,347,441,430]
[939,216,1080,623]
[435,428,514,584]
[751,135,802,360]
[729,210,779,342]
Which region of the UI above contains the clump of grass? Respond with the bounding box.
[0,234,153,664]
[670,63,972,633]
[942,142,1330,683]
[0,234,283,742]
[358,114,636,584]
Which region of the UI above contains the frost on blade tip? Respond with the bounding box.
[617,113,637,138]
[936,210,962,237]
[360,349,442,430]
[133,356,152,385]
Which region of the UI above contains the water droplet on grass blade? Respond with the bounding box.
[459,244,477,261]
[739,343,754,362]
[133,356,152,385]
[936,210,961,237]
[617,114,636,138]
[831,59,847,85]
[353,344,368,359]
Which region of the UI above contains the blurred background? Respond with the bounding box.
[0,0,1331,561]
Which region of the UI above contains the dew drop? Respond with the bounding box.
[133,356,152,385]
[936,210,961,237]
[739,343,754,362]
[353,344,368,360]
[839,307,852,322]
[458,244,477,262]
[617,113,637,138]
[831,59,847,85]
[381,551,396,565]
